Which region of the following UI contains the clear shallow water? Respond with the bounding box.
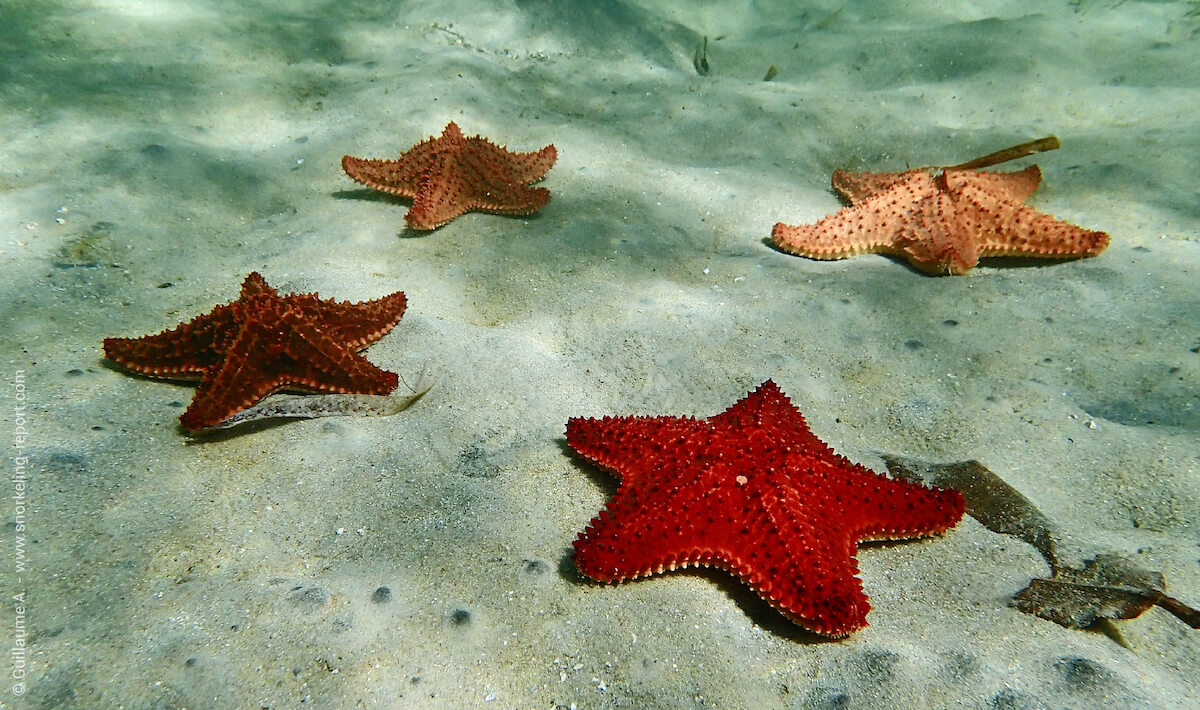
[1,1,1197,708]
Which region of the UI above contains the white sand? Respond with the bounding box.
[1,1,1197,707]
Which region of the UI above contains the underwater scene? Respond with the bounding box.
[1,0,1197,707]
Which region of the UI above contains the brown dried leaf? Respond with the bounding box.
[881,455,1199,632]
[1013,554,1161,628]
[880,456,1060,570]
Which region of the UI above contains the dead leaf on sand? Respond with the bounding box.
[880,455,1198,634]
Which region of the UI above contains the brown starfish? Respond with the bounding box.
[771,137,1111,275]
[341,121,557,230]
[103,272,406,431]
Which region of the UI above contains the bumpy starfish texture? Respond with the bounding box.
[341,121,557,230]
[771,164,1110,275]
[567,380,965,637]
[103,272,406,431]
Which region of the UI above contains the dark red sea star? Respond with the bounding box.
[103,272,406,431]
[567,380,965,636]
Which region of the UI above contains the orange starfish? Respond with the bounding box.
[103,272,407,431]
[341,121,557,230]
[568,380,965,636]
[771,138,1110,275]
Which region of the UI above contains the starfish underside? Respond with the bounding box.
[341,121,558,230]
[103,272,407,430]
[567,380,965,636]
[772,165,1110,275]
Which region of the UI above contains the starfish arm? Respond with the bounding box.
[181,326,289,430]
[308,290,408,350]
[470,182,552,215]
[829,466,965,542]
[513,144,558,183]
[738,479,872,636]
[180,312,398,430]
[981,207,1110,260]
[949,172,1111,260]
[770,215,895,261]
[341,125,459,197]
[738,533,870,637]
[239,271,277,299]
[404,175,470,229]
[832,169,922,205]
[573,443,768,579]
[566,415,709,485]
[275,312,400,395]
[711,380,838,459]
[773,172,938,261]
[572,484,718,583]
[413,149,551,229]
[472,138,557,184]
[102,304,235,378]
[953,165,1042,203]
[739,463,959,635]
[340,155,427,198]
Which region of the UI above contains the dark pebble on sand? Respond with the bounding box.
[287,585,331,607]
[523,559,549,574]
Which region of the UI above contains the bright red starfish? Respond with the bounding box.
[341,121,557,230]
[567,380,965,636]
[103,272,406,431]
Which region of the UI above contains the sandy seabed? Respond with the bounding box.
[1,1,1197,708]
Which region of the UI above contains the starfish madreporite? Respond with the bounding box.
[772,163,1111,275]
[566,380,965,637]
[103,272,407,431]
[341,121,558,230]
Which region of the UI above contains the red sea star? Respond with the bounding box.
[103,272,406,431]
[566,380,965,636]
[341,121,557,230]
[771,164,1110,275]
